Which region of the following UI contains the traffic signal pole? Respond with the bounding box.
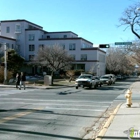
[4,43,7,84]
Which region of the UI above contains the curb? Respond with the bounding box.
[0,85,75,89]
[95,103,122,140]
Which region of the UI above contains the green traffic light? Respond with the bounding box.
[99,44,110,48]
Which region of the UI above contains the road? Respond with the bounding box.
[0,78,136,140]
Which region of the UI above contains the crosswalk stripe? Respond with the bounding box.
[0,98,112,104]
[0,102,109,107]
[45,107,105,111]
[0,89,37,96]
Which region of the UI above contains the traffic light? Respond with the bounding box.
[99,44,110,48]
[8,51,12,60]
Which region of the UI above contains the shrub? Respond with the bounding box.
[66,69,85,82]
[0,67,13,83]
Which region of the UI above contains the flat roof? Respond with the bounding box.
[47,31,78,36]
[0,35,16,41]
[81,48,106,53]
[1,19,42,28]
[39,37,93,45]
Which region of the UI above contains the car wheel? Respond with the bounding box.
[93,84,97,89]
[89,84,92,89]
[76,86,78,89]
[100,84,102,87]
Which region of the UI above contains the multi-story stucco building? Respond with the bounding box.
[0,19,106,76]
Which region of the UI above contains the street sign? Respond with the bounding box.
[115,42,132,45]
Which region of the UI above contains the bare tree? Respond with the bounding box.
[36,44,74,84]
[106,47,135,74]
[126,40,140,65]
[120,39,140,67]
[119,2,140,39]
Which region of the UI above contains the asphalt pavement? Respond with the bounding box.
[96,81,140,140]
[1,78,140,140]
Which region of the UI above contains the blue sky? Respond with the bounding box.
[0,0,139,45]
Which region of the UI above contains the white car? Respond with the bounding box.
[92,76,103,87]
[104,74,116,84]
[100,75,112,85]
[75,74,98,89]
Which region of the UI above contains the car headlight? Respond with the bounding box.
[87,79,91,82]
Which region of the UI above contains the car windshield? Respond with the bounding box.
[79,75,92,79]
[101,76,110,79]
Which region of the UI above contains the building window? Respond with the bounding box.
[6,27,10,33]
[29,55,35,61]
[12,44,14,49]
[60,44,65,50]
[29,34,35,41]
[15,24,21,33]
[82,43,86,48]
[70,54,75,60]
[69,43,76,50]
[39,44,44,50]
[71,64,85,70]
[16,34,20,40]
[29,45,35,51]
[64,35,67,38]
[47,36,50,38]
[81,54,87,61]
[6,43,10,49]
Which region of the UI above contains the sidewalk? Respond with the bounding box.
[0,80,75,89]
[96,81,140,140]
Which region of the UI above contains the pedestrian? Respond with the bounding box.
[15,72,20,89]
[19,72,26,90]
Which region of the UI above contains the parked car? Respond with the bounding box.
[116,75,123,80]
[100,75,112,85]
[92,76,103,87]
[75,74,98,89]
[104,74,116,84]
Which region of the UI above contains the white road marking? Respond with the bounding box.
[0,98,112,104]
[45,106,105,111]
[0,89,37,96]
[0,102,109,107]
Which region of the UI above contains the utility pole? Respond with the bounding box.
[4,43,7,84]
